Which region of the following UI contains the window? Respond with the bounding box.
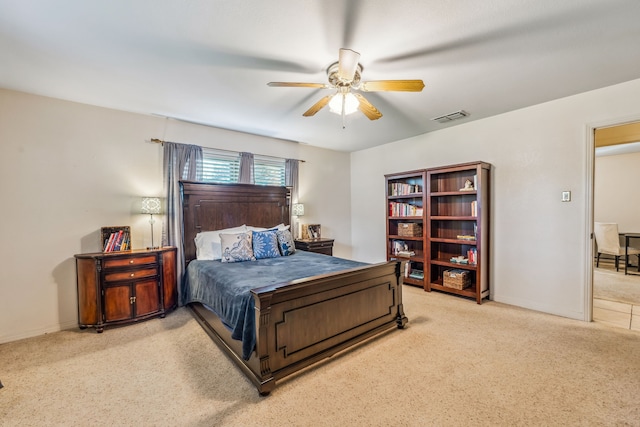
[254,155,285,186]
[202,149,285,186]
[202,149,239,183]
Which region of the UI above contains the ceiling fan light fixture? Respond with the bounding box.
[267,49,422,123]
[329,92,359,115]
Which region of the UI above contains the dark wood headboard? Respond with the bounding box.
[180,181,291,264]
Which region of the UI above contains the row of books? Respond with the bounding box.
[389,202,423,217]
[104,230,130,252]
[389,182,421,196]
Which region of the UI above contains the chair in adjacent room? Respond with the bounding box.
[594,222,640,271]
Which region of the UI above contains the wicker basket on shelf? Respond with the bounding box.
[397,222,422,237]
[443,269,470,290]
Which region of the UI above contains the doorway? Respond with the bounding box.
[591,121,640,330]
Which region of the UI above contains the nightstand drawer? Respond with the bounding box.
[103,255,156,269]
[104,267,158,282]
[294,238,334,256]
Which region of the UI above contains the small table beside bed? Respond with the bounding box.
[180,181,407,395]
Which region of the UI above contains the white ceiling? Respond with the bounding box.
[2,0,640,152]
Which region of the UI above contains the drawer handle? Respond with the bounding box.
[130,273,135,277]
[129,260,134,264]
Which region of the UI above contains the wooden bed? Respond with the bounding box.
[180,180,407,395]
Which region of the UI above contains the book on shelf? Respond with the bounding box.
[409,269,424,280]
[397,250,416,257]
[456,235,476,241]
[470,200,477,217]
[467,248,477,265]
[391,240,407,255]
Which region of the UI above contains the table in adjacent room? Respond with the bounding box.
[624,233,640,275]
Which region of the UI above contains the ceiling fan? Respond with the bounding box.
[267,48,425,126]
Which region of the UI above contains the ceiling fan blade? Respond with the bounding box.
[303,95,332,117]
[360,80,425,92]
[353,93,382,120]
[337,48,361,81]
[268,82,329,89]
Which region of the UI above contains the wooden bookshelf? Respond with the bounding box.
[385,170,426,288]
[426,161,491,304]
[385,162,491,303]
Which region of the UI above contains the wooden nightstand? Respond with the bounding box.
[74,247,177,332]
[294,238,334,256]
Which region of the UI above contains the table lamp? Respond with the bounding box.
[141,197,161,249]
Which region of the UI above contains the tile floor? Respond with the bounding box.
[593,298,640,331]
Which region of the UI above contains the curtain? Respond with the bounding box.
[162,142,203,299]
[238,152,254,184]
[285,158,300,237]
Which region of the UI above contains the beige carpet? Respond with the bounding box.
[1,286,639,426]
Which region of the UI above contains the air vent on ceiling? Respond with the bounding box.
[431,110,469,123]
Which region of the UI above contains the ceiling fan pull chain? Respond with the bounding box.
[341,94,347,129]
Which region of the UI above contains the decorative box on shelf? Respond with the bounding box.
[443,269,471,290]
[398,222,422,237]
[101,226,131,252]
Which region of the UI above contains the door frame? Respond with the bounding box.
[584,114,640,321]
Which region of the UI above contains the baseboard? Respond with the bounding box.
[0,319,78,345]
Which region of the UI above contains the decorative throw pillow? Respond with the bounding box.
[219,232,256,263]
[252,230,281,259]
[194,225,247,260]
[276,229,296,256]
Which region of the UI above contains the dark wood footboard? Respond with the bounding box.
[189,260,406,395]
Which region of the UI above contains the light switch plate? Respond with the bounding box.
[562,191,571,202]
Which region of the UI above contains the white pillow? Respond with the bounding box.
[194,225,247,260]
[271,223,290,231]
[246,223,290,232]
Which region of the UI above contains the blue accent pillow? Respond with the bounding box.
[252,230,281,259]
[276,229,296,256]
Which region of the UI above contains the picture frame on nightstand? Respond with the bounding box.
[302,224,321,239]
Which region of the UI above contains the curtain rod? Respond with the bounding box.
[150,138,305,162]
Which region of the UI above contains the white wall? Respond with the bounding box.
[0,88,351,343]
[351,78,640,320]
[594,151,640,232]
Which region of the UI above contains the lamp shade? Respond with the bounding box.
[141,197,161,215]
[292,203,305,216]
[329,92,359,115]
